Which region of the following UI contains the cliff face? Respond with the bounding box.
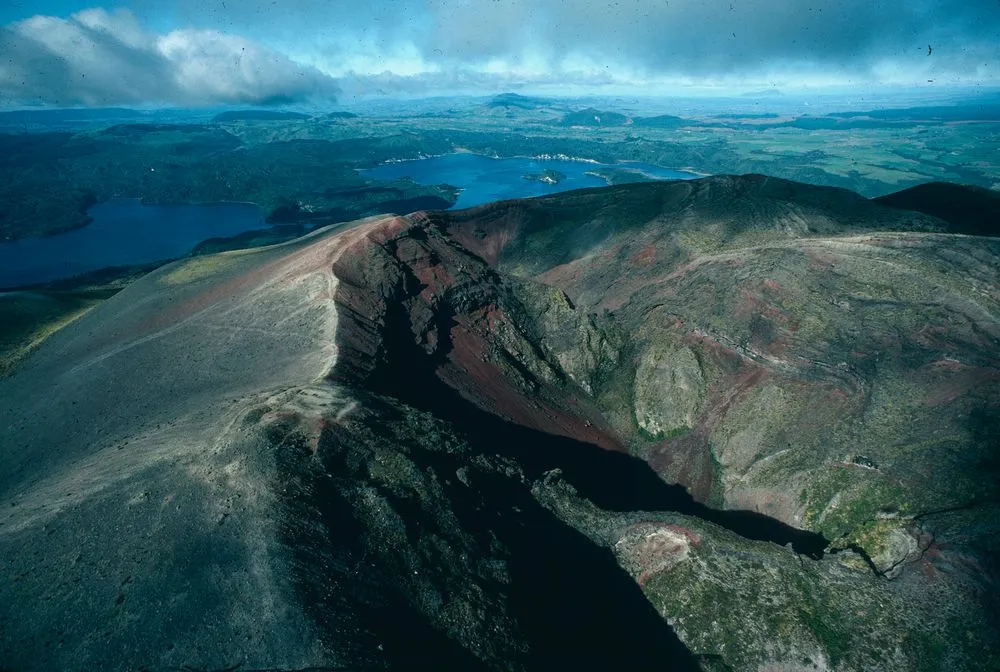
[1,176,998,671]
[332,175,1000,556]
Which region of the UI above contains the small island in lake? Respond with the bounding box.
[522,168,567,185]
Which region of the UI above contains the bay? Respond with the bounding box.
[0,200,267,288]
[360,153,701,209]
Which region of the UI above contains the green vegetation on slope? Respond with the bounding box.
[0,127,457,240]
[0,264,149,375]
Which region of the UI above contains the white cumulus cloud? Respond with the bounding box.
[0,8,339,107]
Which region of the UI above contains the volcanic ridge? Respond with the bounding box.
[1,175,999,671]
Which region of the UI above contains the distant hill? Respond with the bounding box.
[325,111,359,119]
[487,92,553,110]
[779,116,898,131]
[722,115,937,131]
[712,113,780,120]
[212,110,312,122]
[560,107,630,127]
[740,89,784,98]
[875,181,1000,236]
[100,123,224,136]
[829,102,1000,123]
[632,114,697,129]
[0,108,144,124]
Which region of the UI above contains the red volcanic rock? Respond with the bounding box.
[613,521,703,586]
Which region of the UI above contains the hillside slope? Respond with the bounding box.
[875,181,1000,236]
[1,176,998,671]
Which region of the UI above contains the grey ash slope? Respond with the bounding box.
[1,175,999,671]
[0,221,365,670]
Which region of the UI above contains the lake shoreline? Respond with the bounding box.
[367,149,700,176]
[360,152,701,209]
[2,156,704,289]
[0,200,269,288]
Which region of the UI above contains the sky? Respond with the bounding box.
[0,0,998,107]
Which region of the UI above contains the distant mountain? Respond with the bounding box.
[875,181,1000,236]
[325,111,359,119]
[212,110,312,122]
[560,107,630,127]
[2,176,998,671]
[712,113,780,120]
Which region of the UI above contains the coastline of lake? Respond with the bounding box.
[0,200,268,288]
[360,153,701,209]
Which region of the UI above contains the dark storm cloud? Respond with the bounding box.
[0,8,340,106]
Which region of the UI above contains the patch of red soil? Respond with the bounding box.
[804,248,842,270]
[629,244,657,268]
[660,523,702,545]
[366,215,413,244]
[537,258,588,289]
[441,205,526,266]
[437,310,627,452]
[919,359,1000,406]
[912,323,954,350]
[646,428,715,502]
[641,332,772,500]
[618,521,700,586]
[735,288,783,321]
[131,219,388,346]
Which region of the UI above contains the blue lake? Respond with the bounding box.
[0,200,267,288]
[360,153,701,209]
[0,155,700,289]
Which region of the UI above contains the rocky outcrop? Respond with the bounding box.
[633,340,706,439]
[535,472,995,671]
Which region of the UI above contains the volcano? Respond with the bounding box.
[2,175,998,671]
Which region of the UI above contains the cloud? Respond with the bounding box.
[335,67,619,99]
[0,8,339,106]
[407,0,1000,85]
[282,0,999,89]
[2,1,998,105]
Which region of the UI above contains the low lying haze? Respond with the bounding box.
[1,0,998,106]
